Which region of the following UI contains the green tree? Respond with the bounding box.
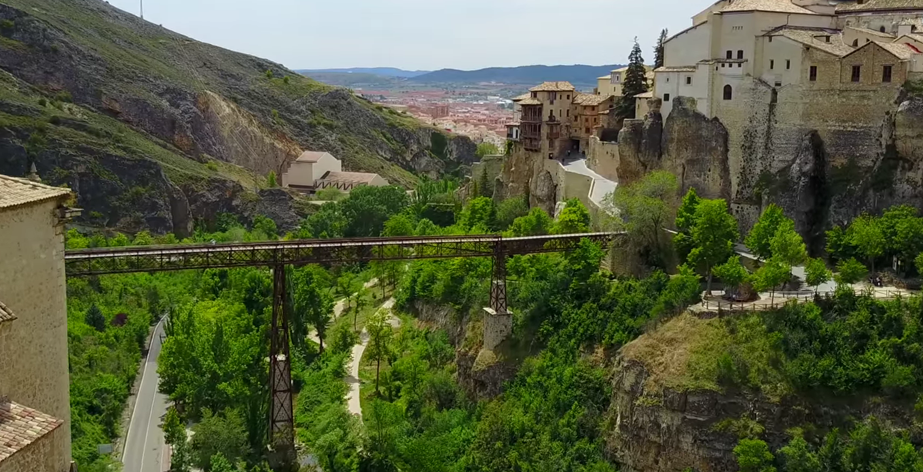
[340,185,409,237]
[209,453,236,472]
[804,257,831,295]
[614,37,649,120]
[292,266,334,352]
[751,259,790,304]
[164,407,186,446]
[734,438,777,472]
[85,304,106,332]
[367,309,393,395]
[607,171,678,271]
[673,187,701,262]
[713,256,749,303]
[654,28,668,69]
[779,432,821,472]
[266,171,278,188]
[383,214,415,237]
[315,187,346,202]
[770,219,807,285]
[476,142,500,157]
[495,196,529,230]
[414,218,439,236]
[459,196,497,231]
[251,215,278,240]
[835,257,868,287]
[849,214,884,273]
[133,230,154,246]
[687,199,739,293]
[508,207,553,237]
[553,198,591,234]
[190,409,250,470]
[745,204,786,261]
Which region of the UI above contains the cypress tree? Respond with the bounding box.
[614,38,650,121]
[85,304,106,332]
[654,29,668,69]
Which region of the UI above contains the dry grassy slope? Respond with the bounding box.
[0,0,476,232]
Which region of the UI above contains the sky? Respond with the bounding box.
[106,0,711,71]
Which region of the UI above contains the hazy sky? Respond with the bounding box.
[106,0,710,71]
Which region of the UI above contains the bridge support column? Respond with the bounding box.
[268,265,296,469]
[483,246,513,351]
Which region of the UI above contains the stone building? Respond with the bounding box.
[282,151,388,194]
[0,174,73,472]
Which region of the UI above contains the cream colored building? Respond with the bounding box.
[596,66,655,98]
[282,151,387,193]
[0,175,72,472]
[654,0,923,118]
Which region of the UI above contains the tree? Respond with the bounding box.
[779,431,821,472]
[734,438,777,472]
[687,199,739,293]
[614,37,649,120]
[133,230,154,246]
[459,196,497,231]
[476,142,499,157]
[383,214,415,237]
[340,185,409,237]
[508,207,553,237]
[751,259,790,304]
[266,171,278,188]
[835,257,868,287]
[804,258,831,295]
[712,256,749,304]
[496,196,529,230]
[164,407,191,472]
[315,187,346,202]
[553,198,591,234]
[414,218,439,236]
[293,266,334,352]
[849,214,884,273]
[209,453,236,472]
[190,409,250,470]
[367,309,393,395]
[353,289,368,332]
[654,28,668,69]
[607,171,679,271]
[745,204,786,261]
[673,187,701,262]
[85,304,106,332]
[251,215,278,240]
[769,219,807,287]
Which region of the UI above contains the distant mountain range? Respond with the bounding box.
[296,67,430,78]
[299,65,627,88]
[410,65,626,86]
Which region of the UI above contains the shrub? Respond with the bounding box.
[266,171,278,188]
[54,90,73,103]
[206,161,218,171]
[37,98,47,107]
[0,19,14,33]
[265,69,274,79]
[283,76,290,84]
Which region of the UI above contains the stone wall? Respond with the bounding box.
[0,424,69,472]
[0,199,71,470]
[482,308,513,352]
[586,136,620,182]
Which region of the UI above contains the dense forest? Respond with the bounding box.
[65,173,923,471]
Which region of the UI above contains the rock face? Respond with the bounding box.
[0,0,476,234]
[615,90,923,249]
[605,358,913,472]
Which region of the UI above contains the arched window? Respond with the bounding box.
[852,39,859,47]
[723,84,733,100]
[880,25,887,33]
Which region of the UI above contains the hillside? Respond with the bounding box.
[411,64,625,86]
[297,71,405,88]
[0,0,476,235]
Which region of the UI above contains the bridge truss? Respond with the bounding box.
[65,232,618,467]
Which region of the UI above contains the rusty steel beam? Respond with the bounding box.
[64,233,621,276]
[268,266,295,467]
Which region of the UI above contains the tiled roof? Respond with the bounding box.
[573,93,612,106]
[511,93,532,102]
[319,172,383,185]
[837,0,923,12]
[635,91,655,98]
[0,301,15,325]
[655,65,698,72]
[529,81,576,92]
[0,175,70,210]
[874,40,917,59]
[0,399,63,462]
[296,151,335,163]
[597,74,612,80]
[847,26,895,38]
[896,33,923,43]
[767,27,854,56]
[518,98,542,106]
[719,0,817,14]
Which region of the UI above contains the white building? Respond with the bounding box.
[282,151,388,193]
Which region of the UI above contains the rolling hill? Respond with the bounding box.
[411,64,625,86]
[297,67,430,78]
[0,0,475,235]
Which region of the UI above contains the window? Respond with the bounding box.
[664,93,671,101]
[566,109,570,117]
[667,77,670,82]
[825,36,831,43]
[566,94,570,99]
[852,65,861,82]
[531,92,537,98]
[810,65,817,81]
[883,65,893,82]
[786,60,791,70]
[770,59,775,69]
[853,39,859,47]
[775,81,782,87]
[726,50,733,59]
[880,25,887,33]
[738,63,742,68]
[723,84,733,100]
[769,36,773,43]
[737,50,744,59]
[686,76,692,85]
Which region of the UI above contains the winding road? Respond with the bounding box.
[122,316,170,472]
[345,298,398,418]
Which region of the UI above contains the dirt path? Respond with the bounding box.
[345,297,400,419]
[307,278,377,344]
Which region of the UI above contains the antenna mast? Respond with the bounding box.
[140,0,144,19]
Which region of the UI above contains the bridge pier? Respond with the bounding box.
[268,265,296,469]
[483,246,513,351]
